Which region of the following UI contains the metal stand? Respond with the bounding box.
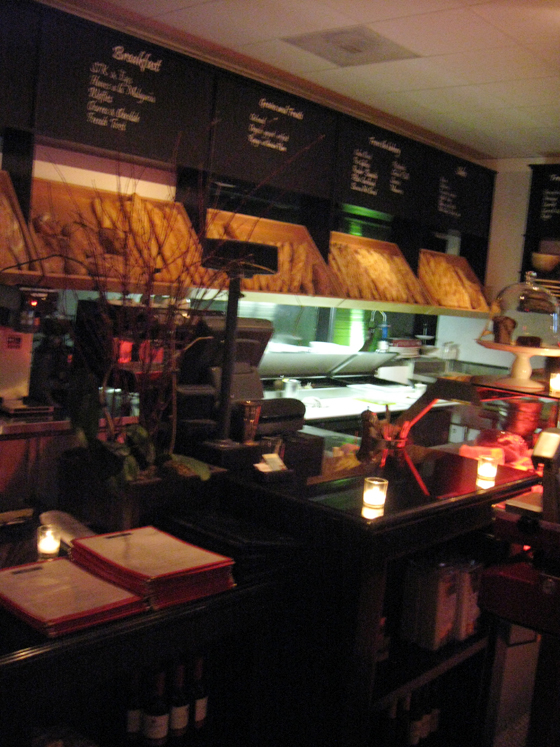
[215,272,242,443]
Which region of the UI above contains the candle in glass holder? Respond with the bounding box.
[361,505,384,520]
[363,477,388,508]
[477,455,498,481]
[550,372,560,394]
[37,525,60,560]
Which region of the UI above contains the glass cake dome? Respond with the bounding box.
[487,271,560,349]
[478,272,560,390]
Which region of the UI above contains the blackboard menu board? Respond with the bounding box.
[335,116,424,219]
[0,0,41,130]
[526,164,560,236]
[211,76,336,199]
[35,9,214,167]
[421,149,495,237]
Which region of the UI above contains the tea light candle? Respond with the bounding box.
[550,372,560,394]
[477,455,498,481]
[363,477,389,508]
[37,525,60,560]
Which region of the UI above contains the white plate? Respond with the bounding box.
[388,346,419,357]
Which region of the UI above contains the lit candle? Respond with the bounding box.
[37,525,60,560]
[477,455,498,481]
[550,372,560,394]
[361,505,384,520]
[363,477,388,508]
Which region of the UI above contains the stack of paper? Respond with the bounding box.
[0,558,146,637]
[70,526,236,610]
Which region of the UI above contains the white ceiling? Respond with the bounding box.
[40,0,560,163]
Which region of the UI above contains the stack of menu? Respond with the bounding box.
[0,558,147,637]
[70,526,236,610]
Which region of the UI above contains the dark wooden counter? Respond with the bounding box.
[210,450,541,747]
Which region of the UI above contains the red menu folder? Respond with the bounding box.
[70,526,236,610]
[0,558,147,637]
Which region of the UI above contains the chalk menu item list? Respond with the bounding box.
[526,166,560,235]
[35,9,214,166]
[335,117,424,219]
[421,149,495,238]
[211,76,336,199]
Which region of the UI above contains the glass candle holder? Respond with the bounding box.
[363,477,389,508]
[37,525,60,560]
[361,505,384,520]
[476,455,498,489]
[477,455,498,481]
[550,372,560,394]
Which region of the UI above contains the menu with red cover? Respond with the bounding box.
[70,526,236,609]
[0,558,147,637]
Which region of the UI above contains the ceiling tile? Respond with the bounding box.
[470,1,560,47]
[104,0,211,15]
[400,84,511,113]
[427,46,556,85]
[159,0,353,48]
[311,0,463,24]
[472,77,560,108]
[368,7,515,56]
[305,56,464,94]
[239,39,339,76]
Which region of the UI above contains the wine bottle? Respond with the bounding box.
[142,669,170,747]
[407,689,423,746]
[419,686,432,744]
[169,661,190,744]
[192,655,209,740]
[427,679,441,746]
[396,692,412,747]
[125,669,143,744]
[378,699,398,746]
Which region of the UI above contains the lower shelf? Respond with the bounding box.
[372,630,489,710]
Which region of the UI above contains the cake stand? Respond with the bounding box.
[477,339,560,390]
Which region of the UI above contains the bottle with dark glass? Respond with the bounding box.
[396,692,412,747]
[407,689,424,746]
[125,669,143,744]
[192,655,209,743]
[142,669,169,747]
[376,699,398,746]
[169,661,191,744]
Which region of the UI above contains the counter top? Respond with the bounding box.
[224,447,541,561]
[265,381,428,421]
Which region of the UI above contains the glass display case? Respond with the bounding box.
[478,271,560,390]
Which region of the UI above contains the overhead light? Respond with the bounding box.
[284,26,418,68]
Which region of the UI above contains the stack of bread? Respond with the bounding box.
[31,179,218,292]
[0,171,40,279]
[206,208,341,296]
[418,249,488,311]
[328,233,430,304]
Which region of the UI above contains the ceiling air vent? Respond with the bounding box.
[284,26,418,67]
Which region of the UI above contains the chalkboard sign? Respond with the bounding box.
[211,76,336,199]
[526,164,560,236]
[0,0,41,130]
[35,8,214,167]
[421,149,495,238]
[335,116,424,219]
